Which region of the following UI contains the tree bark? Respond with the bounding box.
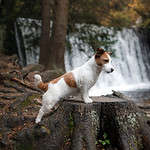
[39,0,51,67]
[46,0,69,72]
[11,96,150,150]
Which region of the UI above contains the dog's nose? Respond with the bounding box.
[111,68,114,72]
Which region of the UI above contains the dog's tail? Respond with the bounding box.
[34,74,48,92]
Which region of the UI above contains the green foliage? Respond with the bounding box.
[0,0,118,56]
[4,0,150,58]
[141,18,150,29]
[109,11,132,29]
[67,24,116,55]
[97,132,110,146]
[0,0,41,25]
[69,113,74,134]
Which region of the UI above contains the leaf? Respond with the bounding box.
[102,141,106,145]
[105,140,110,145]
[103,132,107,139]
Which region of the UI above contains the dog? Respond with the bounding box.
[34,48,114,123]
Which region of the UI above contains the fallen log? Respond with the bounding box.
[3,81,25,93]
[0,71,42,93]
[0,89,17,93]
[2,95,150,150]
[11,78,42,93]
[0,95,18,100]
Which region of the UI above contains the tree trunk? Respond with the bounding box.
[46,0,69,72]
[39,0,51,67]
[12,96,150,150]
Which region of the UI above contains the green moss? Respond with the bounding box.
[41,125,51,135]
[116,111,143,149]
[68,113,74,134]
[20,94,40,108]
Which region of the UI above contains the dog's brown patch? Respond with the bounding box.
[64,72,77,88]
[50,72,77,88]
[37,82,48,92]
[37,72,77,91]
[95,52,109,66]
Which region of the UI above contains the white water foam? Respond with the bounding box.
[16,20,150,96]
[65,28,150,96]
[17,18,41,64]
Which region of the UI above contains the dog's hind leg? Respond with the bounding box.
[35,105,46,123]
[35,100,58,123]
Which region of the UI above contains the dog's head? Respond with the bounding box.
[95,48,114,73]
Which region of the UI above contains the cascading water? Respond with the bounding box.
[14,22,26,66]
[15,19,150,97]
[65,28,150,96]
[16,18,41,65]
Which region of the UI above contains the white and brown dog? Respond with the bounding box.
[34,48,114,123]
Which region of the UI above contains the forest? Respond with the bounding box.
[0,0,150,150]
[1,0,150,70]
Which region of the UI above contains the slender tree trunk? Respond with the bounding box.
[39,0,51,67]
[47,0,69,72]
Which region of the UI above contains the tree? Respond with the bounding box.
[39,0,51,67]
[39,0,69,73]
[46,0,69,72]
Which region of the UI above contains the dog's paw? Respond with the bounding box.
[35,117,41,124]
[84,97,93,103]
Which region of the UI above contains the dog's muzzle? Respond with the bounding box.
[111,68,114,72]
[106,68,114,73]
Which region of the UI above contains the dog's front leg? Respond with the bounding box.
[81,87,93,103]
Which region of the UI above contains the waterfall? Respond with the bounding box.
[65,28,150,96]
[14,22,26,66]
[15,18,150,96]
[16,18,41,65]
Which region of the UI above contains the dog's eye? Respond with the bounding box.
[104,59,109,63]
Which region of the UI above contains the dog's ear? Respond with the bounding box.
[107,52,112,56]
[95,48,105,58]
[96,48,105,54]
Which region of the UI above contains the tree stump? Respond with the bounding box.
[12,95,150,150]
